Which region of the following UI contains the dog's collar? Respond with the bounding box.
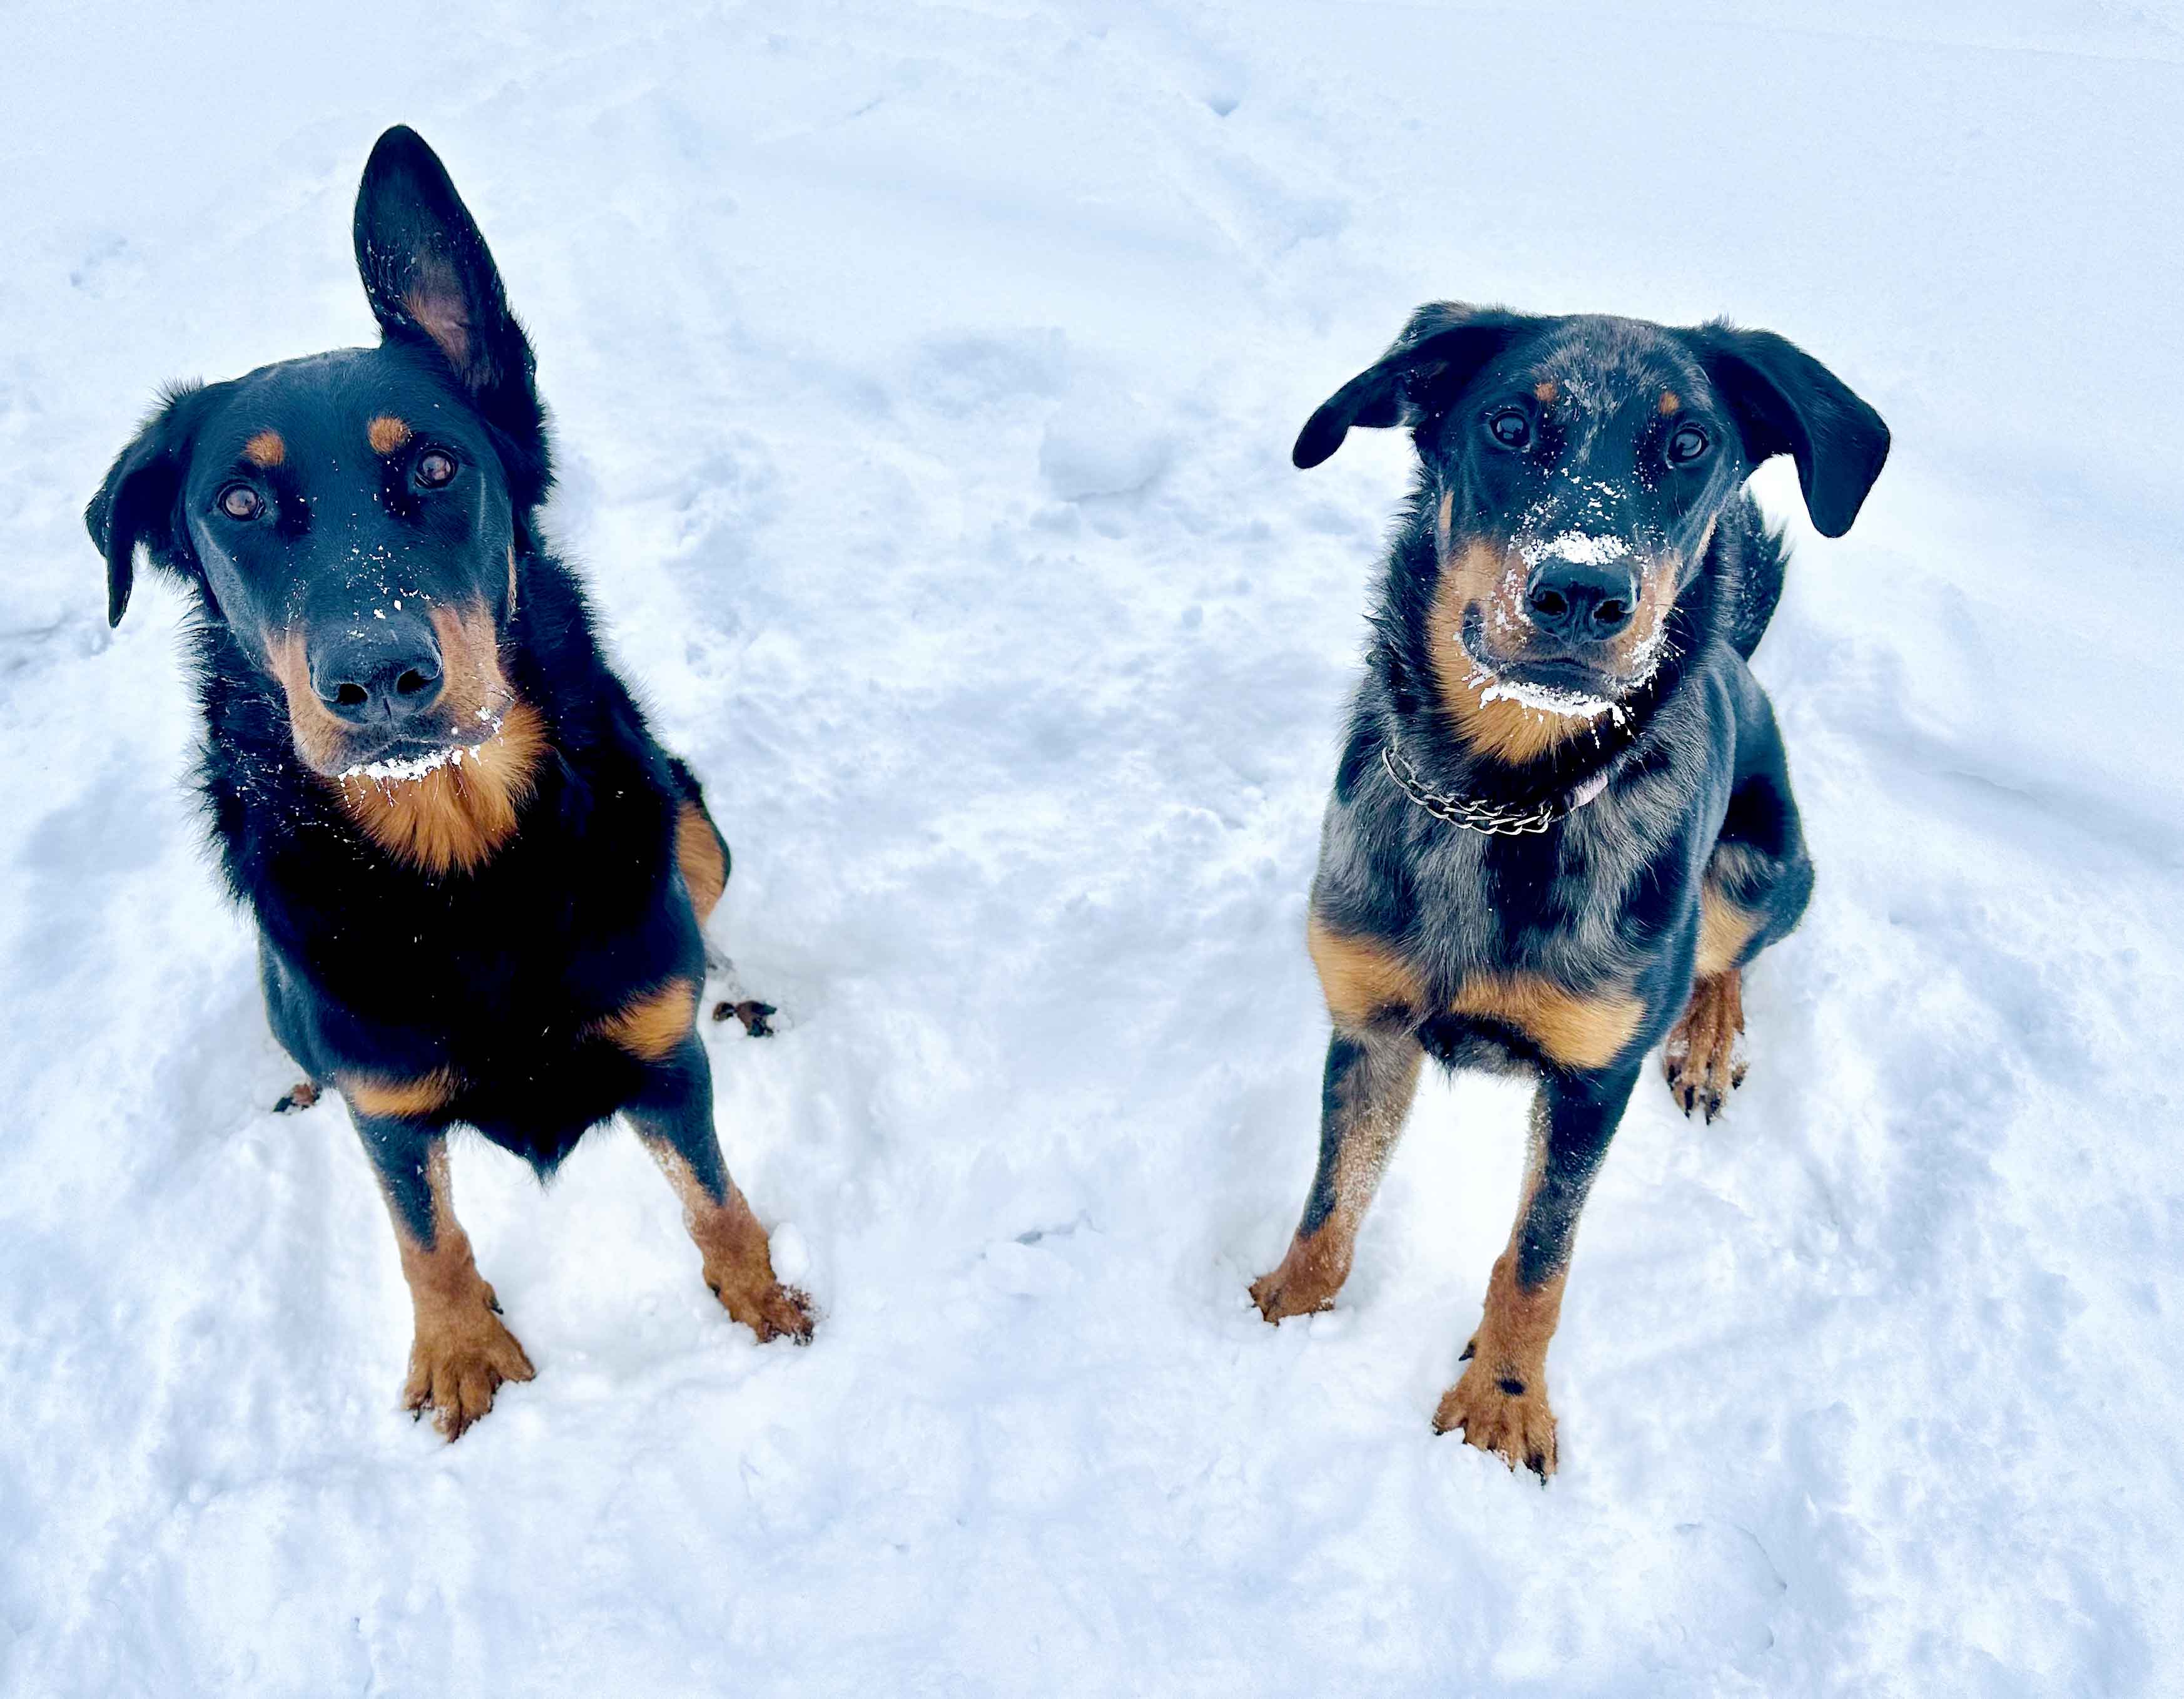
[1379,734,1610,836]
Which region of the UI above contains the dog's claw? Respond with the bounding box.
[1663,969,1746,1122]
[273,1080,320,1114]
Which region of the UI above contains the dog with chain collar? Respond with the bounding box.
[1250,303,1888,1477]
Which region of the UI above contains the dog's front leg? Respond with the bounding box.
[627,1036,815,1345]
[1433,1059,1640,1479]
[1251,1026,1424,1321]
[350,1105,534,1441]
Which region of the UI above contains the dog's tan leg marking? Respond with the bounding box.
[1451,972,1643,1071]
[1251,1029,1423,1322]
[642,1140,815,1344]
[1663,880,1759,1118]
[675,801,728,925]
[1433,1105,1564,1476]
[1254,916,1426,1320]
[382,1143,534,1441]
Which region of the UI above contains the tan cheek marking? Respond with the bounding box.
[367,415,412,454]
[342,1068,461,1120]
[1695,884,1762,979]
[1451,973,1643,1071]
[1428,541,1600,765]
[1658,390,1681,414]
[676,801,728,925]
[242,430,285,467]
[590,977,699,1063]
[266,629,352,772]
[429,600,513,727]
[1308,912,1424,1030]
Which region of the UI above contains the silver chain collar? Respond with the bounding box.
[1379,735,1610,836]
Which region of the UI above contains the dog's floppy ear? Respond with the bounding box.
[1687,322,1889,538]
[1293,303,1537,469]
[85,385,203,627]
[353,126,547,499]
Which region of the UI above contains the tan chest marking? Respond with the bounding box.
[1450,972,1643,1071]
[337,698,546,876]
[342,1067,461,1120]
[589,976,699,1063]
[1308,914,1424,1029]
[675,801,727,925]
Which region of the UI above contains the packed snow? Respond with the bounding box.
[3,3,2181,1695]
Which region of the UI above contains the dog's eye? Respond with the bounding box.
[217,484,264,521]
[1486,409,1532,450]
[1666,424,1710,465]
[414,449,458,489]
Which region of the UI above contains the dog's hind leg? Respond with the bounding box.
[1251,1026,1424,1322]
[1665,672,1813,1119]
[626,1034,813,1344]
[346,1096,534,1441]
[1434,1060,1639,1479]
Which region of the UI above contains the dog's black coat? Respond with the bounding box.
[1254,304,1889,1473]
[88,126,802,1437]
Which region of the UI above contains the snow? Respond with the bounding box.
[4,3,2183,1695]
[1521,530,1633,568]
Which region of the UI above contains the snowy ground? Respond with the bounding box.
[4,3,2182,1694]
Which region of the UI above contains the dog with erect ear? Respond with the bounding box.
[1253,302,1888,1477]
[88,126,808,1440]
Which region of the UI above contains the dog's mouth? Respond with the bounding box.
[1455,608,1655,720]
[326,700,517,785]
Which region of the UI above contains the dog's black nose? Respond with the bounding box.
[1525,559,1638,641]
[311,623,445,723]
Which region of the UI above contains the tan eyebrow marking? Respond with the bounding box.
[1533,379,1558,403]
[367,415,413,454]
[1658,390,1681,414]
[242,430,285,467]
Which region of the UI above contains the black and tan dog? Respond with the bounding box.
[87,127,811,1439]
[1252,304,1887,1477]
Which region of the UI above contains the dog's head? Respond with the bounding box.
[87,126,550,780]
[1296,304,1887,730]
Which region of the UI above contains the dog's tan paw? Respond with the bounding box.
[1433,1364,1558,1480]
[402,1290,535,1441]
[1663,969,1746,1122]
[709,1268,816,1344]
[1249,1234,1346,1323]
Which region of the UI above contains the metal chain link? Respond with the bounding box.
[1379,737,1570,835]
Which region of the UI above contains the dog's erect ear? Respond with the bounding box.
[353,126,546,489]
[85,385,202,627]
[1687,322,1889,538]
[1293,303,1539,469]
